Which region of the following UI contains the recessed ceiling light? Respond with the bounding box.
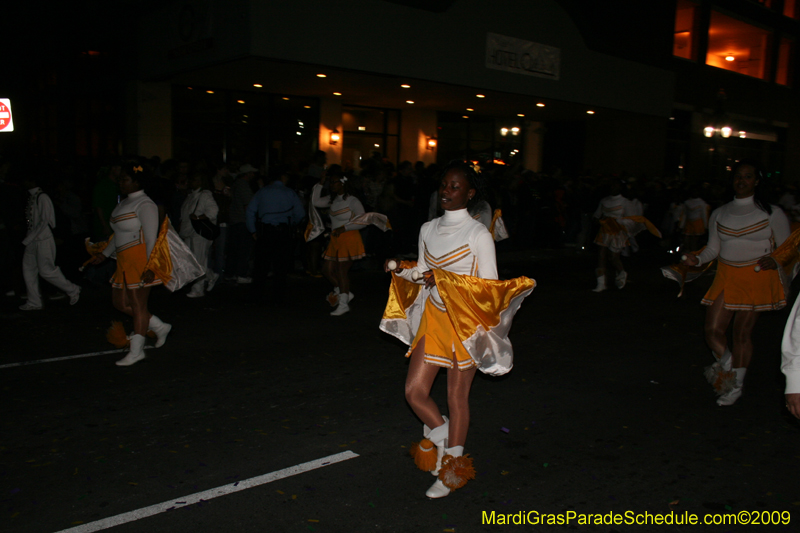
[187,87,193,90]
[317,74,327,78]
[476,94,485,98]
[536,103,545,107]
[304,105,311,109]
[462,115,469,119]
[517,113,525,117]
[406,100,415,104]
[282,97,290,100]
[586,110,595,114]
[333,92,342,96]
[466,108,474,112]
[253,84,263,88]
[237,100,245,104]
[401,84,411,88]
[206,90,214,94]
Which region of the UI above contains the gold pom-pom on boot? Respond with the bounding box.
[426,446,475,498]
[409,417,448,473]
[704,348,732,386]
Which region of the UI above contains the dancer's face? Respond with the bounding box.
[118,173,141,195]
[439,169,475,211]
[733,164,758,198]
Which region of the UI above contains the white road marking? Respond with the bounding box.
[0,347,154,369]
[54,450,360,533]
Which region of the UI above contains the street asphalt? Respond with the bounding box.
[2,243,798,533]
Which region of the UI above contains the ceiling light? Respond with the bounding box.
[725,55,735,62]
[536,103,545,107]
[401,84,411,88]
[333,92,342,96]
[466,108,474,112]
[406,100,414,104]
[253,84,263,88]
[462,115,469,119]
[317,74,327,78]
[187,87,193,90]
[517,114,525,117]
[206,90,214,94]
[304,105,311,109]
[358,126,366,131]
[586,110,595,114]
[283,97,290,100]
[237,100,245,104]
[476,94,485,98]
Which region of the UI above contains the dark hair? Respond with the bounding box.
[327,164,356,199]
[121,159,151,191]
[731,160,771,214]
[440,159,486,209]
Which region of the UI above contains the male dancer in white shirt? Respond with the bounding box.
[20,176,81,310]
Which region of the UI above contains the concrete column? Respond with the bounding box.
[523,121,545,172]
[132,81,172,159]
[400,108,438,166]
[319,98,343,165]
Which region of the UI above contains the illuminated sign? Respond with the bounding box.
[486,33,560,80]
[0,99,14,132]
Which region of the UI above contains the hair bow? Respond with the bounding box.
[133,165,143,173]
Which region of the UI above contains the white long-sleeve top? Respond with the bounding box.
[23,187,56,246]
[593,194,633,219]
[697,196,790,266]
[311,183,365,231]
[180,189,219,239]
[680,197,709,229]
[782,296,800,394]
[400,208,497,308]
[102,190,159,259]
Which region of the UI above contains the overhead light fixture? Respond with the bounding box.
[317,74,327,78]
[253,84,263,88]
[401,84,411,88]
[283,97,290,100]
[374,143,380,147]
[330,129,340,145]
[426,137,437,150]
[586,110,595,114]
[476,94,485,98]
[536,103,545,107]
[206,90,215,94]
[725,55,735,62]
[466,108,474,112]
[462,115,469,119]
[333,92,342,96]
[358,126,366,131]
[517,113,525,117]
[304,105,311,109]
[187,87,193,90]
[406,100,415,104]
[237,100,245,104]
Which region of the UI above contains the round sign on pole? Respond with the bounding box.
[0,99,15,132]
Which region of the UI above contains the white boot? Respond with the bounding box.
[717,368,746,406]
[116,334,145,366]
[326,287,340,307]
[149,315,172,348]
[592,270,606,292]
[704,348,732,385]
[423,417,449,476]
[615,270,627,289]
[331,293,350,316]
[427,445,473,499]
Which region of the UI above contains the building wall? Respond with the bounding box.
[400,109,438,166]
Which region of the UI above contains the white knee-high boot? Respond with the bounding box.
[717,368,746,406]
[331,293,350,316]
[426,445,475,498]
[592,270,606,292]
[148,315,172,348]
[116,334,145,366]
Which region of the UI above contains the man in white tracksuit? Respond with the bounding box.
[20,176,81,310]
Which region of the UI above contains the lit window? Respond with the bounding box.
[706,11,772,80]
[777,37,794,86]
[673,0,699,60]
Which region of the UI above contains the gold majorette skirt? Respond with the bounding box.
[323,229,365,262]
[111,241,163,290]
[408,297,476,371]
[701,260,785,312]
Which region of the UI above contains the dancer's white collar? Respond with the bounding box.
[733,195,754,205]
[128,189,146,199]
[440,208,471,226]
